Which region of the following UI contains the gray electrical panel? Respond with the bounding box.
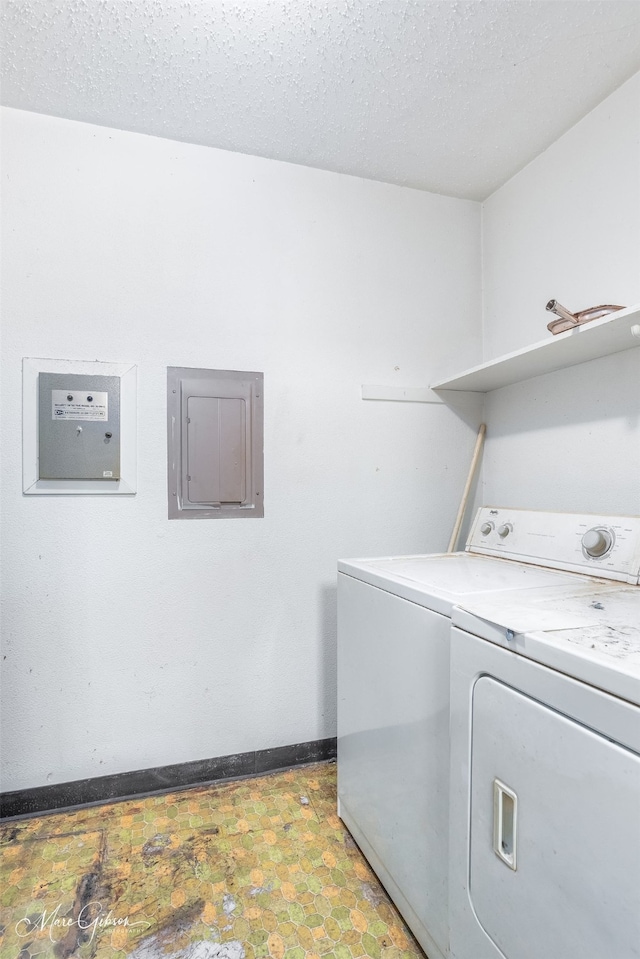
[38,372,121,480]
[167,367,263,519]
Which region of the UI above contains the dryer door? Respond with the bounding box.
[468,676,640,959]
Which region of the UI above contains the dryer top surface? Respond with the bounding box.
[453,584,640,705]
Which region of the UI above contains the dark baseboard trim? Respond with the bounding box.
[0,737,337,821]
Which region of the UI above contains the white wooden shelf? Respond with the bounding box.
[431,303,640,393]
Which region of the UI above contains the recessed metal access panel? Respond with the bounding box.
[167,367,263,519]
[38,373,120,480]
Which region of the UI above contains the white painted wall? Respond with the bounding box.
[0,108,482,792]
[481,72,640,515]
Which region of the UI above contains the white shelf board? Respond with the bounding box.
[361,384,443,403]
[431,303,640,393]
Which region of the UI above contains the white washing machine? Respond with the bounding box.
[449,521,640,959]
[337,508,639,959]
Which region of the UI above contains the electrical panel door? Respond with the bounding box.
[38,372,120,480]
[167,367,263,519]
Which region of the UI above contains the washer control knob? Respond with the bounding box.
[582,528,613,558]
[480,522,494,536]
[498,523,513,538]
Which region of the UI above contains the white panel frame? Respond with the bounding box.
[23,357,137,494]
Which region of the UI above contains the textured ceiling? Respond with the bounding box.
[2,0,640,200]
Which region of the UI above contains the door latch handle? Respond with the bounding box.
[493,778,518,870]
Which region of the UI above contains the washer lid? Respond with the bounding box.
[338,552,599,616]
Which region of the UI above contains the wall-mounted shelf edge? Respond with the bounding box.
[431,303,640,393]
[361,385,443,403]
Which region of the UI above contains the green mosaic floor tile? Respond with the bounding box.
[0,830,117,957]
[0,764,425,959]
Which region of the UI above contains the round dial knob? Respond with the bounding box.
[480,522,494,536]
[582,528,613,558]
[498,523,513,538]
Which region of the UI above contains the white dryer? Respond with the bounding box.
[337,508,637,959]
[449,519,640,959]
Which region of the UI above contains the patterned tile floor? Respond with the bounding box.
[0,762,425,959]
